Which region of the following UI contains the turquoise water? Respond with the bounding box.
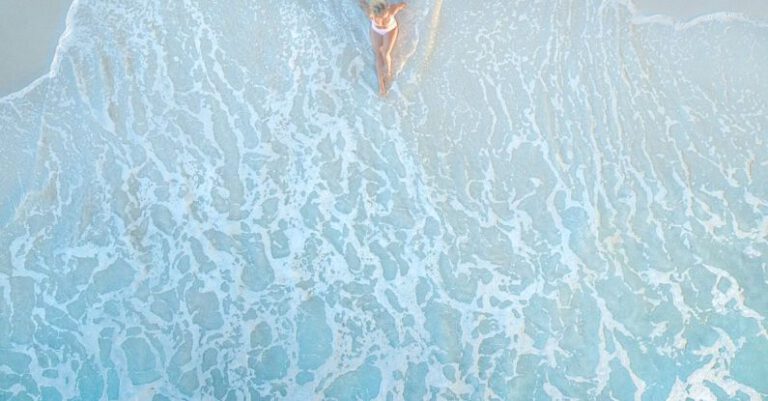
[1,0,767,400]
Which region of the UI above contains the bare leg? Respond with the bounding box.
[380,26,399,91]
[376,51,387,95]
[370,29,386,95]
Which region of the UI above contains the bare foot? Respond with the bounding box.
[385,73,393,91]
[379,74,394,96]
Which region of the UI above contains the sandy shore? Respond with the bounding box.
[0,1,764,98]
[0,0,72,97]
[633,0,768,20]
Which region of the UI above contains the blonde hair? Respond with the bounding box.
[370,0,387,16]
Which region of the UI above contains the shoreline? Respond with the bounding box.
[632,0,768,21]
[0,0,73,97]
[1,0,765,98]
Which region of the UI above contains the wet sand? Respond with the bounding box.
[633,0,768,20]
[0,0,72,97]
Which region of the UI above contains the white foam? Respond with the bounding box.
[616,0,768,29]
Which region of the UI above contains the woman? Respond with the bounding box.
[358,0,407,95]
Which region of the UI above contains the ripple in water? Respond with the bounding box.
[1,0,767,400]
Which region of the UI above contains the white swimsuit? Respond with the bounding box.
[371,18,397,35]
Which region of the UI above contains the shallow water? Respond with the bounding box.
[1,0,767,400]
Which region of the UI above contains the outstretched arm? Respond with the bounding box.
[390,2,407,15]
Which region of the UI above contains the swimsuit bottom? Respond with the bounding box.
[371,19,397,35]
